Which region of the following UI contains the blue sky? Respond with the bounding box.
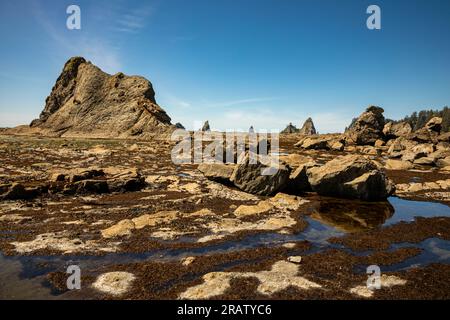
[0,0,449,132]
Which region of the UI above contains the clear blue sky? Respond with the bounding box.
[1,0,449,132]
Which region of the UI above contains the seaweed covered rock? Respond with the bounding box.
[307,155,395,201]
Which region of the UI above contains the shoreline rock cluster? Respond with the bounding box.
[0,167,146,200]
[198,153,395,201]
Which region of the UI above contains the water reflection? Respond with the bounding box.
[307,197,394,233]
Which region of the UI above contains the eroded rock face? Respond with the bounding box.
[307,155,395,201]
[230,153,290,196]
[299,118,317,135]
[345,106,385,145]
[29,57,173,138]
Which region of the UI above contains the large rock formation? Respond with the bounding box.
[383,121,412,139]
[307,155,395,201]
[281,123,299,134]
[298,118,317,135]
[29,57,174,138]
[201,121,211,132]
[407,117,443,143]
[345,106,385,145]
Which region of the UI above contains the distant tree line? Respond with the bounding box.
[387,106,450,132]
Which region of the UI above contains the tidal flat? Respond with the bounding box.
[0,134,449,300]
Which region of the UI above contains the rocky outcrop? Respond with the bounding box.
[307,155,395,201]
[281,123,299,134]
[383,121,412,139]
[298,118,316,135]
[175,123,185,129]
[345,106,386,145]
[28,57,173,138]
[407,117,443,143]
[201,121,211,132]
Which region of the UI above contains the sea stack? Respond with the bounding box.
[281,123,299,134]
[29,57,174,139]
[202,121,211,132]
[299,118,316,135]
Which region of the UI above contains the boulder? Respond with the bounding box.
[385,159,413,170]
[436,156,450,168]
[382,121,412,139]
[359,146,380,156]
[72,180,109,194]
[402,143,435,162]
[287,161,318,192]
[107,176,145,193]
[307,155,395,201]
[407,118,442,143]
[413,157,435,166]
[374,139,385,147]
[387,137,417,158]
[280,154,314,168]
[69,168,105,183]
[0,183,46,200]
[425,117,442,133]
[294,135,345,151]
[345,106,385,145]
[330,141,345,151]
[198,163,236,183]
[298,118,316,135]
[29,57,174,138]
[437,132,450,143]
[230,153,290,196]
[295,136,328,150]
[341,171,395,201]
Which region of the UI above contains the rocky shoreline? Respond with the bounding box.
[1,58,449,300]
